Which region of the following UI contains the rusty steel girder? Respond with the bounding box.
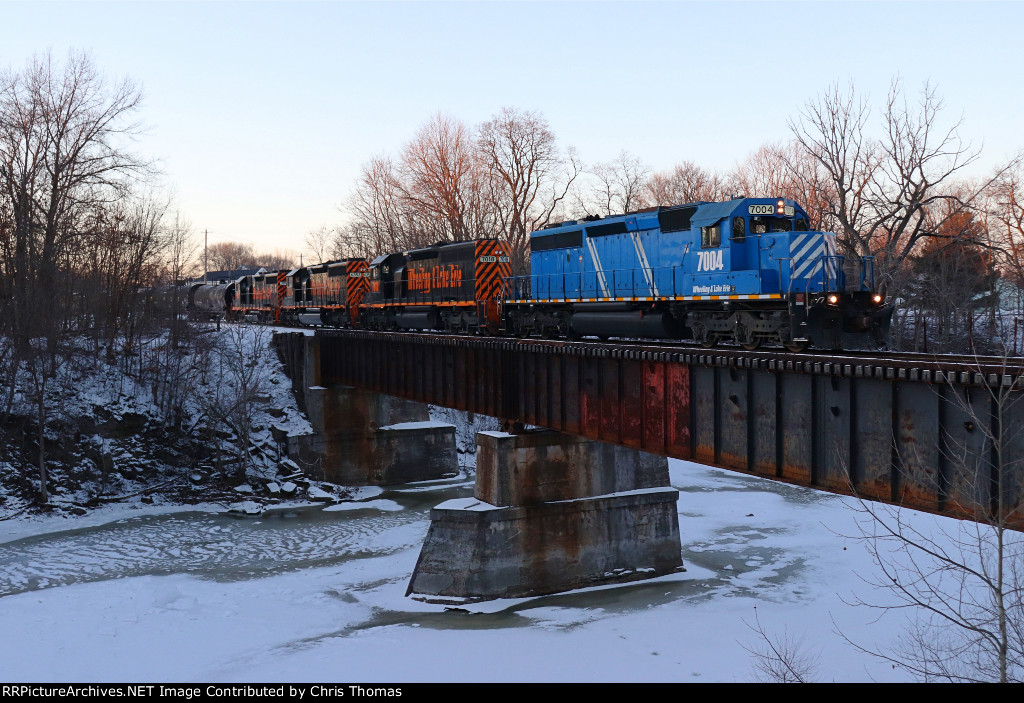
[284,331,1024,529]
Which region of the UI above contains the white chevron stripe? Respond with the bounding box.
[792,235,820,263]
[793,243,827,278]
[791,233,812,252]
[585,236,609,298]
[630,232,658,296]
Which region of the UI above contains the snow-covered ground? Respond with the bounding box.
[0,456,979,683]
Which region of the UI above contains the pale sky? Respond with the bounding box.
[3,1,1021,256]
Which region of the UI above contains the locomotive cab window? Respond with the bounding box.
[751,216,793,234]
[731,216,746,242]
[701,223,721,248]
[795,217,810,231]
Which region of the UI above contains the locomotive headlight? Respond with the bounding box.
[827,294,839,305]
[872,294,883,304]
[776,199,785,215]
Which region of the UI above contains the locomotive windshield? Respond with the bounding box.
[751,216,795,234]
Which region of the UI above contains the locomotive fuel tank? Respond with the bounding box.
[569,305,680,339]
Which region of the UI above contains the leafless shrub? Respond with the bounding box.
[741,606,821,683]
[841,359,1024,682]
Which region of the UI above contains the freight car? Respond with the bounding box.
[502,197,892,350]
[361,238,510,334]
[187,281,233,320]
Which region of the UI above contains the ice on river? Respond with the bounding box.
[0,460,938,682]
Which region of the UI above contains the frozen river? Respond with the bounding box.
[0,482,462,597]
[0,462,921,682]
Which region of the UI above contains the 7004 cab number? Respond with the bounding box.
[748,204,776,215]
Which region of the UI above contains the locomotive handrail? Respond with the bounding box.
[513,264,705,301]
[785,254,852,299]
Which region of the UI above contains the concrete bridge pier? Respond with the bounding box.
[288,384,457,485]
[407,429,683,601]
[274,332,458,485]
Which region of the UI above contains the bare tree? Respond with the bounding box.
[645,160,725,207]
[477,106,579,274]
[899,196,1000,352]
[162,211,197,284]
[400,112,491,243]
[989,166,1024,340]
[305,225,336,264]
[729,143,795,200]
[34,51,147,354]
[726,142,836,232]
[87,194,173,353]
[843,365,1024,682]
[0,50,147,503]
[206,241,258,272]
[255,248,296,272]
[789,81,881,259]
[200,325,272,477]
[584,150,650,216]
[790,78,1012,299]
[151,210,197,401]
[344,154,421,257]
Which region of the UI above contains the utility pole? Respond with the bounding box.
[204,229,208,282]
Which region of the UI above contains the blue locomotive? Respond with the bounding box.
[502,197,892,350]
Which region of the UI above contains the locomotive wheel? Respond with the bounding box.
[784,340,809,352]
[693,325,716,348]
[735,323,760,351]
